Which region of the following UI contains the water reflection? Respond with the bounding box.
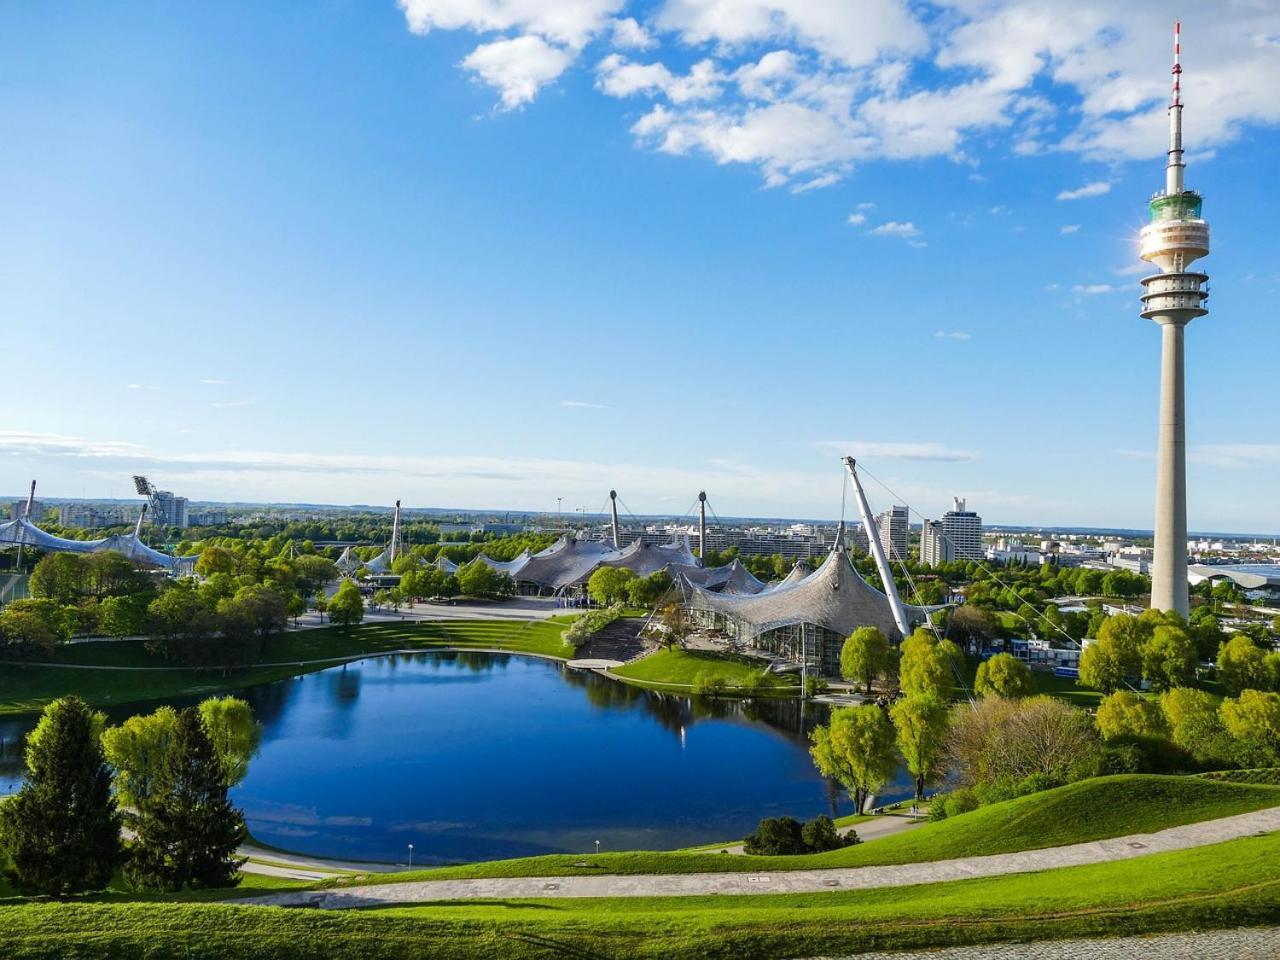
[1,652,913,863]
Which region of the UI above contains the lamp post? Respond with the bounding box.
[407,843,414,869]
[594,840,600,855]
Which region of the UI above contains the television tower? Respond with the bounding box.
[1139,21,1210,617]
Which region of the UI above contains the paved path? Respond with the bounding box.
[808,926,1280,959]
[239,806,1280,909]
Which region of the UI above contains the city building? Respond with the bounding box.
[9,500,44,521]
[877,505,909,563]
[920,518,953,566]
[1140,22,1211,617]
[941,497,983,561]
[151,490,189,529]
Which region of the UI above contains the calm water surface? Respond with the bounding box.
[0,652,912,863]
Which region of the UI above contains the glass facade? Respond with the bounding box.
[1149,192,1203,223]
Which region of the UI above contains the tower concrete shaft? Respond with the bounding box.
[609,490,621,550]
[1139,21,1209,618]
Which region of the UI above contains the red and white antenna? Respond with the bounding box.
[1166,20,1185,195]
[1172,20,1182,108]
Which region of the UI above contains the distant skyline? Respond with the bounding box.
[2,3,1278,532]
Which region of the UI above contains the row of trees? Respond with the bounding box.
[585,568,672,608]
[0,695,256,896]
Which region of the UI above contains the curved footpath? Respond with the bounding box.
[241,805,1280,909]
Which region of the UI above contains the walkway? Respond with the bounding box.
[811,926,1280,959]
[239,806,1280,909]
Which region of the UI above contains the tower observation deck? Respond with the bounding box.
[1140,21,1210,617]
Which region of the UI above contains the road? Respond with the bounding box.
[239,805,1280,909]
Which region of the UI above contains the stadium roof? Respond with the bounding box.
[1188,563,1280,590]
[0,517,195,573]
[683,543,929,641]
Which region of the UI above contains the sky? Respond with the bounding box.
[1,1,1278,533]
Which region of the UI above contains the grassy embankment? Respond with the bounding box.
[610,647,799,695]
[314,774,1280,884]
[1,831,1277,959]
[0,619,577,716]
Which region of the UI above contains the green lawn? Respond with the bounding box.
[0,620,576,716]
[2,832,1277,959]
[611,648,798,694]
[320,774,1280,884]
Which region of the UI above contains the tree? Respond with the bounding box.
[0,696,121,895]
[0,605,60,658]
[898,632,950,699]
[947,605,996,652]
[656,601,691,649]
[1217,635,1274,695]
[229,584,288,647]
[742,816,806,855]
[810,704,898,814]
[586,567,636,606]
[293,555,338,595]
[974,653,1033,699]
[626,571,671,609]
[195,546,238,578]
[1140,624,1197,691]
[126,707,246,891]
[101,706,180,808]
[1219,690,1280,767]
[455,560,510,597]
[891,693,949,802]
[1095,691,1169,741]
[28,552,88,605]
[1078,615,1147,693]
[946,696,1097,789]
[840,627,891,695]
[98,594,149,638]
[197,696,262,787]
[1160,687,1227,762]
[328,580,364,629]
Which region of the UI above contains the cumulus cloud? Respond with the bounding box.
[846,212,867,225]
[462,35,574,109]
[867,220,920,238]
[1060,223,1080,234]
[610,16,655,50]
[398,2,1280,188]
[1057,181,1111,200]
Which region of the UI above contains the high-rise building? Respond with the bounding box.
[877,505,909,563]
[920,518,953,566]
[1140,22,1210,618]
[9,500,45,521]
[151,490,189,529]
[942,497,983,562]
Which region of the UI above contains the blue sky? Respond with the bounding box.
[2,1,1278,532]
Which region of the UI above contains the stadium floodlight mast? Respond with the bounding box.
[1140,21,1211,618]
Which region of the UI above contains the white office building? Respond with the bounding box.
[877,505,909,563]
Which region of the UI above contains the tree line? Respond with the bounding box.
[0,695,257,896]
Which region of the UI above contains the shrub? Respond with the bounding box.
[563,604,623,648]
[929,788,980,821]
[743,815,859,855]
[692,672,727,698]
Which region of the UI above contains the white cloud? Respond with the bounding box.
[560,399,609,409]
[812,440,975,462]
[199,378,228,385]
[596,54,722,103]
[934,330,971,341]
[867,220,920,238]
[398,0,620,49]
[1060,223,1080,234]
[1072,283,1113,295]
[398,2,1280,188]
[846,212,866,225]
[1192,444,1280,468]
[462,35,574,109]
[610,16,655,50]
[856,201,875,210]
[211,399,256,409]
[1057,181,1110,201]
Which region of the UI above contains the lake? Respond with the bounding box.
[0,651,913,864]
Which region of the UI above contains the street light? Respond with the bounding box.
[407,843,414,869]
[594,840,600,855]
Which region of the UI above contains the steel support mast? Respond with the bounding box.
[843,457,911,639]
